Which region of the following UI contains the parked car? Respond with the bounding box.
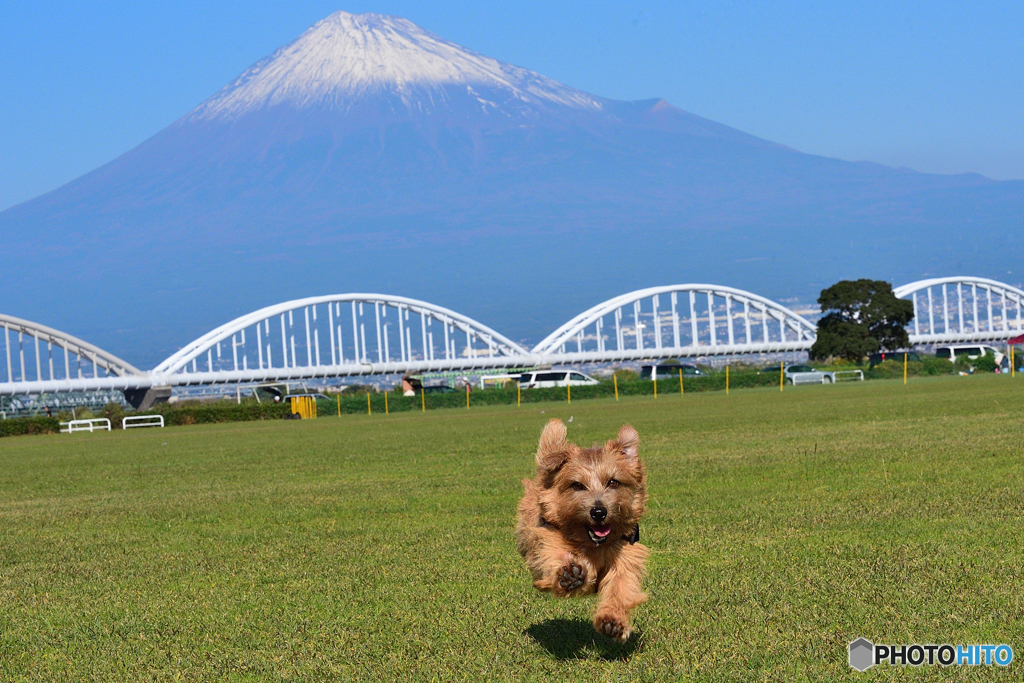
[422,385,456,394]
[640,363,703,380]
[518,371,600,389]
[868,351,921,368]
[935,345,1004,365]
[779,364,836,385]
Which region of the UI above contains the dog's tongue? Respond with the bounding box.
[591,525,611,538]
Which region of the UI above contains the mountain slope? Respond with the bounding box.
[2,11,1021,367]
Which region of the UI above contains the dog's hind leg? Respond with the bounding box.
[592,543,649,641]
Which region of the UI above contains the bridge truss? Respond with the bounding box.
[531,285,817,362]
[1,314,144,394]
[149,294,530,386]
[2,276,1022,399]
[897,277,1024,344]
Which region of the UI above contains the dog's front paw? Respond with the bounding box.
[554,559,587,595]
[594,612,631,642]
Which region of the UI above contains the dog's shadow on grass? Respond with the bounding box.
[525,618,642,661]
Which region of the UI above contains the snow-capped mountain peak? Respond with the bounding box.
[192,11,602,119]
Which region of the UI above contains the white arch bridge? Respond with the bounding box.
[3,276,1023,406]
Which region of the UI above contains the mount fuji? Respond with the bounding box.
[3,11,1022,367]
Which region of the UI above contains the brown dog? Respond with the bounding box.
[516,419,648,641]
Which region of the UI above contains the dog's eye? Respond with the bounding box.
[571,482,586,491]
[607,479,620,489]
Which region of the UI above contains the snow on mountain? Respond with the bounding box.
[191,11,602,120]
[3,10,1021,369]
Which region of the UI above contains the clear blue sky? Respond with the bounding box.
[2,1,1021,211]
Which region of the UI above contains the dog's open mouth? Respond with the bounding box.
[588,524,612,545]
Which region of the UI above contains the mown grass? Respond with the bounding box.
[2,375,1023,680]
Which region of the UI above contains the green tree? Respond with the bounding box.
[973,351,998,373]
[809,279,914,362]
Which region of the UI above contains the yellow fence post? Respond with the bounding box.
[780,362,784,392]
[517,381,521,407]
[337,394,340,417]
[292,398,298,416]
[466,384,470,409]
[904,352,908,385]
[567,382,571,404]
[613,373,619,401]
[679,368,684,396]
[366,393,371,415]
[653,376,657,399]
[726,365,730,395]
[1013,346,1016,378]
[385,390,389,415]
[421,387,425,412]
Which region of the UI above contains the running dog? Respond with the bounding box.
[516,419,648,641]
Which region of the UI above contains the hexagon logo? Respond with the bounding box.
[849,638,875,671]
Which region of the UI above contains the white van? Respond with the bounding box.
[935,345,1004,365]
[518,371,600,389]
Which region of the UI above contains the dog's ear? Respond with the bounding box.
[615,424,640,463]
[536,419,569,472]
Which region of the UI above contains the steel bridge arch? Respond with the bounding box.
[894,277,1024,344]
[152,293,530,383]
[532,284,818,361]
[0,313,143,387]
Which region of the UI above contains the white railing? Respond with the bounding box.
[123,414,165,430]
[833,370,865,382]
[60,418,112,433]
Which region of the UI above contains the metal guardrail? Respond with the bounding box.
[122,415,164,430]
[60,418,111,433]
[833,370,865,381]
[791,374,827,386]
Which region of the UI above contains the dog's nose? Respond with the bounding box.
[590,506,607,522]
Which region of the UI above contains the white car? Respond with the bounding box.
[518,370,600,389]
[935,344,1004,365]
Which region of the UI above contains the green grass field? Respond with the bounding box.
[2,376,1024,680]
